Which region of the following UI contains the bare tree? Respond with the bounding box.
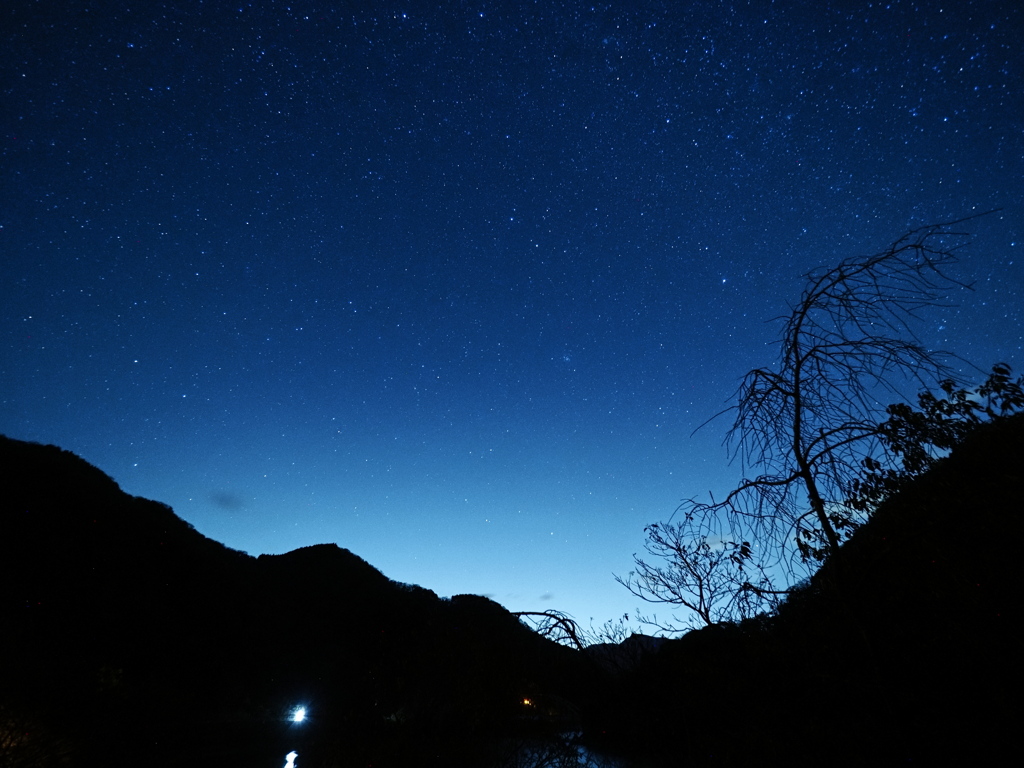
[513,610,587,650]
[515,610,643,649]
[623,215,997,628]
[583,614,633,646]
[617,526,780,631]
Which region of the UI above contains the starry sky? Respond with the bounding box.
[3,0,1022,630]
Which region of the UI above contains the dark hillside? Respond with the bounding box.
[586,413,1024,766]
[8,413,1016,766]
[0,435,591,767]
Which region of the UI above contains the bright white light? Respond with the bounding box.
[284,751,298,768]
[291,706,306,723]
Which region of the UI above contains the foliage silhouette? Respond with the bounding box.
[849,361,1024,510]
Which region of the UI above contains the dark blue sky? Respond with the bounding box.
[3,0,1022,628]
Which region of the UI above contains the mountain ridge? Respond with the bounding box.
[4,414,1021,766]
[0,433,592,766]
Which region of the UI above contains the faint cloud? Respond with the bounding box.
[539,592,555,601]
[210,491,245,511]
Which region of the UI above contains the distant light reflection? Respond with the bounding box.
[284,750,298,768]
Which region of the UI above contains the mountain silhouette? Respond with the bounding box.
[4,413,1021,766]
[0,434,590,767]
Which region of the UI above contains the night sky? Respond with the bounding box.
[3,0,1022,630]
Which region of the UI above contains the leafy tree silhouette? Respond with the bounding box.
[849,362,1024,510]
[620,214,1023,630]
